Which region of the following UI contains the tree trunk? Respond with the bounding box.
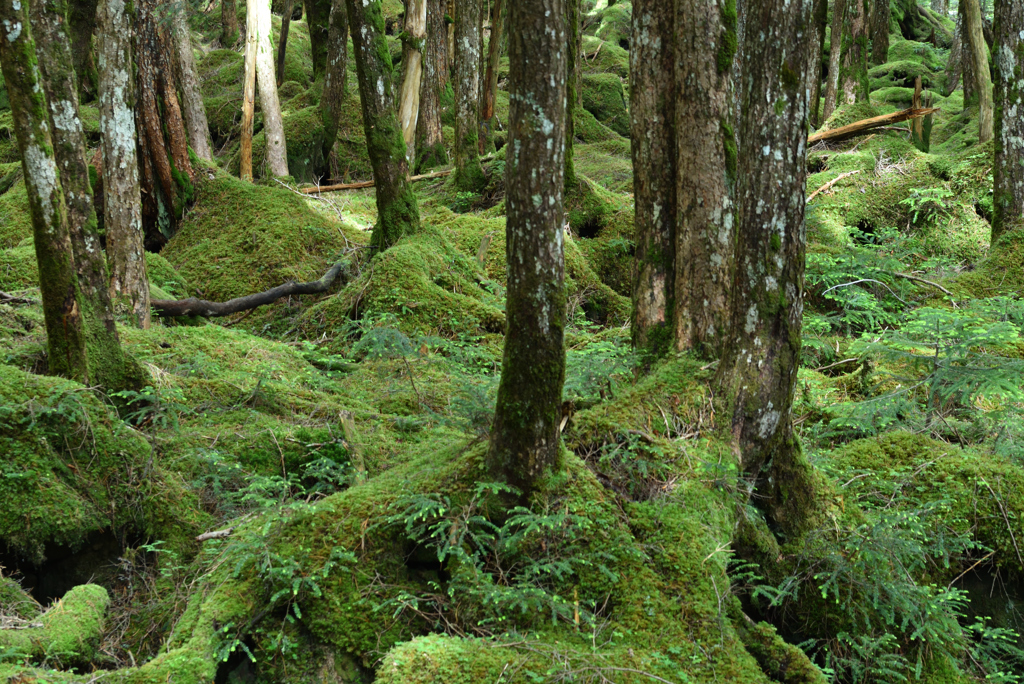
[31,0,128,388]
[478,0,504,155]
[840,0,869,103]
[992,0,1024,242]
[67,0,100,103]
[0,0,89,382]
[304,0,332,79]
[962,0,993,143]
[931,0,947,15]
[97,0,150,328]
[222,0,240,45]
[822,0,846,121]
[808,0,828,127]
[278,0,294,86]
[414,0,449,172]
[487,0,567,495]
[564,0,581,189]
[345,0,421,251]
[945,12,963,95]
[630,0,676,351]
[870,0,890,65]
[171,4,214,162]
[252,0,290,177]
[399,0,428,162]
[452,0,485,191]
[320,0,348,159]
[961,3,978,104]
[713,0,816,534]
[241,1,259,182]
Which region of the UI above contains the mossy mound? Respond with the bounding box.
[145,251,191,300]
[0,584,109,669]
[869,59,942,92]
[581,35,629,79]
[0,243,37,290]
[0,177,32,249]
[592,1,632,49]
[581,73,630,138]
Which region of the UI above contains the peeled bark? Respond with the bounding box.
[478,0,504,155]
[171,4,213,162]
[0,0,89,381]
[277,0,294,87]
[399,0,428,162]
[414,0,449,172]
[713,0,816,534]
[241,1,259,182]
[345,0,421,251]
[252,0,290,177]
[222,0,240,46]
[992,0,1024,242]
[808,0,828,127]
[840,0,870,103]
[870,0,890,65]
[452,0,485,191]
[487,0,567,495]
[97,0,150,328]
[31,0,128,388]
[962,0,993,143]
[304,0,332,79]
[822,0,846,121]
[320,0,348,159]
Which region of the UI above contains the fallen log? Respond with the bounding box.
[151,260,346,317]
[808,106,940,145]
[301,156,496,194]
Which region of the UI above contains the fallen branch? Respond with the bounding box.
[808,106,940,144]
[807,170,860,203]
[893,272,954,296]
[151,260,346,318]
[0,291,38,305]
[301,156,495,194]
[195,527,234,542]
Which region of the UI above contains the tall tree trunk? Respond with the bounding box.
[808,0,828,127]
[822,0,846,121]
[305,0,332,79]
[945,12,963,95]
[320,0,348,159]
[931,0,948,15]
[487,0,567,495]
[345,0,421,251]
[253,0,290,177]
[68,0,101,103]
[673,0,735,356]
[870,0,890,65]
[399,0,428,162]
[713,0,816,534]
[278,0,294,86]
[241,0,259,182]
[414,0,449,172]
[31,0,128,388]
[961,3,978,104]
[478,0,504,155]
[452,0,485,191]
[564,0,581,190]
[840,0,870,103]
[97,0,150,328]
[992,0,1024,242]
[0,0,89,382]
[222,0,240,45]
[171,4,214,162]
[630,0,676,351]
[963,0,993,142]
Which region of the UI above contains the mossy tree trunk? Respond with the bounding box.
[478,0,505,155]
[277,0,294,86]
[305,0,332,79]
[171,3,214,162]
[0,0,89,381]
[252,0,290,177]
[960,3,978,103]
[67,0,100,103]
[222,0,240,46]
[399,0,428,162]
[945,12,963,96]
[487,0,567,495]
[963,0,993,142]
[414,0,449,172]
[97,0,150,328]
[808,0,828,127]
[822,0,846,121]
[712,0,817,535]
[564,0,581,190]
[840,0,870,103]
[870,0,890,65]
[992,0,1024,242]
[345,0,421,251]
[31,0,128,388]
[452,0,485,191]
[320,0,348,159]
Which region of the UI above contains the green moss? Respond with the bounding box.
[593,1,631,48]
[0,178,32,249]
[0,584,110,668]
[0,243,38,290]
[581,35,630,79]
[581,73,630,138]
[145,251,190,300]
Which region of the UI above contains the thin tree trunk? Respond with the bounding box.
[808,0,828,127]
[992,0,1023,242]
[822,0,846,121]
[304,0,332,79]
[713,0,816,534]
[961,3,978,104]
[31,0,128,388]
[415,0,449,172]
[252,0,290,177]
[68,0,101,102]
[171,4,214,162]
[962,0,993,142]
[399,0,428,162]
[945,12,963,95]
[478,0,504,155]
[97,0,150,328]
[931,0,947,15]
[487,0,567,495]
[452,0,485,191]
[870,0,890,65]
[841,0,869,103]
[278,0,294,87]
[222,0,240,45]
[0,0,89,381]
[345,0,421,251]
[630,0,676,351]
[564,0,581,189]
[320,0,348,158]
[241,1,259,182]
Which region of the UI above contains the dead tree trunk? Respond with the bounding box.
[871,0,891,65]
[452,0,485,191]
[171,4,213,162]
[320,0,348,159]
[822,0,846,121]
[399,0,428,162]
[478,0,505,155]
[992,0,1024,242]
[414,0,449,172]
[963,0,993,142]
[253,0,290,177]
[222,0,240,46]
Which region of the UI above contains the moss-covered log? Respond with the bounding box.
[992,0,1024,242]
[0,585,109,668]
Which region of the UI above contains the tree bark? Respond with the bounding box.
[841,0,870,103]
[252,0,290,177]
[241,0,259,181]
[822,0,846,121]
[320,0,348,159]
[945,12,963,96]
[97,0,150,328]
[488,0,567,495]
[452,0,485,191]
[931,0,948,16]
[67,0,100,103]
[222,0,240,46]
[414,0,449,172]
[304,0,332,79]
[960,3,978,104]
[808,0,828,127]
[962,0,993,143]
[399,0,428,162]
[345,0,421,251]
[713,0,816,534]
[992,0,1024,242]
[0,0,89,381]
[277,0,294,87]
[31,0,128,388]
[870,0,890,65]
[630,0,676,351]
[478,0,504,155]
[171,4,214,162]
[564,0,581,189]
